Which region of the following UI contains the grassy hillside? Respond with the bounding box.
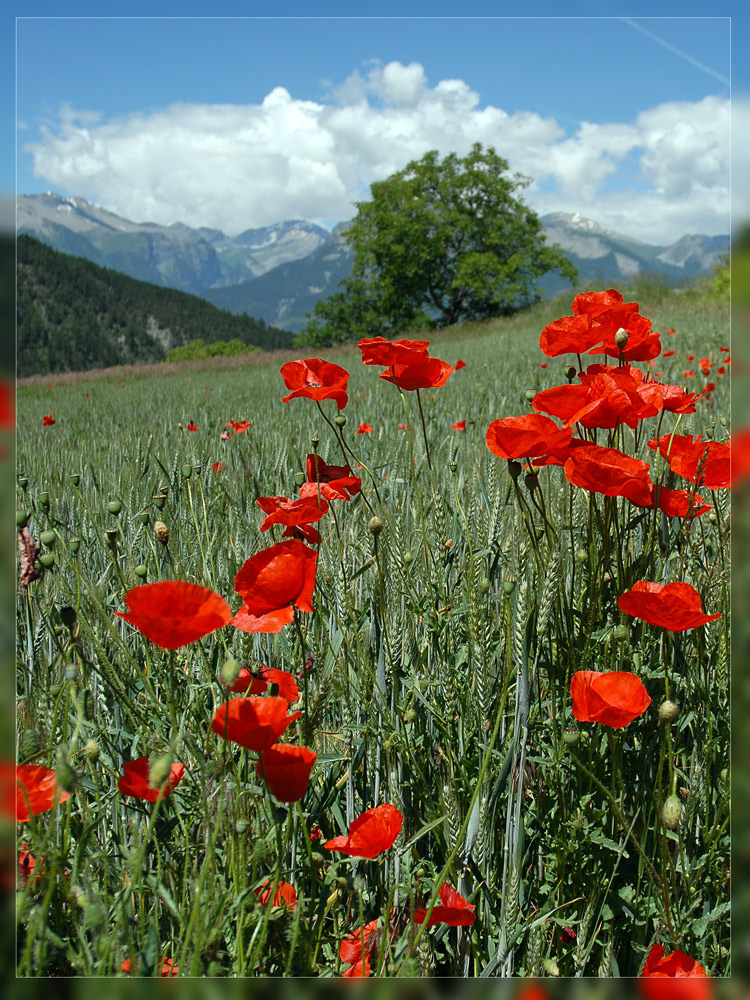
[17,235,294,377]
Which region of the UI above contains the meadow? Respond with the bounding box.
[15,283,729,978]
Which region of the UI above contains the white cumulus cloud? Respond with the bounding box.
[24,62,729,243]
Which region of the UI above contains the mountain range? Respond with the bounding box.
[18,193,729,334]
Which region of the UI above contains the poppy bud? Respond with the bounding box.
[40,530,56,547]
[507,460,522,480]
[154,521,170,545]
[148,753,174,790]
[221,657,240,686]
[658,700,679,724]
[525,389,536,402]
[181,465,193,480]
[69,538,81,555]
[334,414,347,427]
[708,511,717,524]
[134,564,148,579]
[564,365,577,383]
[84,739,100,762]
[59,605,76,628]
[40,552,55,568]
[661,794,682,830]
[575,549,587,564]
[18,475,29,490]
[369,516,384,536]
[614,624,630,642]
[235,820,249,834]
[503,578,516,595]
[39,492,50,510]
[153,494,167,510]
[524,472,539,492]
[614,327,629,350]
[20,728,40,759]
[50,683,63,697]
[16,510,29,527]
[70,473,81,487]
[403,551,413,565]
[107,500,122,515]
[64,666,77,683]
[104,528,118,550]
[56,749,79,793]
[294,471,305,487]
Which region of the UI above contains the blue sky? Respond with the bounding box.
[9,4,743,244]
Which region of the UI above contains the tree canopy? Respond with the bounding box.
[299,144,577,346]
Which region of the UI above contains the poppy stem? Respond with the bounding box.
[415,389,434,477]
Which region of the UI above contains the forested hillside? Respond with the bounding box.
[17,235,293,376]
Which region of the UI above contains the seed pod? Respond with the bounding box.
[525,389,536,402]
[658,700,680,725]
[137,511,149,525]
[661,794,682,830]
[575,548,588,564]
[17,476,29,490]
[502,578,516,595]
[449,461,457,476]
[403,551,413,565]
[38,492,50,509]
[235,820,249,834]
[614,624,629,642]
[311,436,320,450]
[152,494,167,510]
[562,728,580,746]
[16,510,29,528]
[334,414,346,427]
[40,530,57,547]
[69,473,81,487]
[107,500,122,515]
[50,683,63,698]
[369,516,384,536]
[20,728,40,759]
[294,471,305,487]
[193,465,202,476]
[181,464,193,480]
[524,472,539,492]
[134,564,148,579]
[39,552,55,568]
[104,528,118,550]
[564,365,577,382]
[154,521,170,545]
[507,460,522,480]
[69,538,81,555]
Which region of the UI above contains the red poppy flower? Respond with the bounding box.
[324,803,403,858]
[115,581,232,649]
[717,366,726,376]
[702,382,716,395]
[398,423,410,430]
[357,423,374,434]
[211,697,302,752]
[256,495,328,532]
[303,455,362,500]
[220,429,231,441]
[17,765,70,822]
[282,523,322,545]
[452,419,467,431]
[641,943,708,979]
[455,359,466,369]
[310,825,323,842]
[564,444,654,507]
[342,958,371,977]
[686,354,695,361]
[540,313,600,357]
[227,665,300,701]
[684,370,695,379]
[666,328,676,335]
[186,422,199,432]
[117,757,185,802]
[379,356,455,391]
[231,539,318,633]
[358,337,430,366]
[652,488,712,519]
[533,366,664,430]
[486,414,572,460]
[227,419,252,433]
[618,581,721,632]
[42,415,55,426]
[663,350,676,358]
[570,671,651,728]
[648,434,729,490]
[340,918,380,970]
[122,957,179,977]
[540,363,548,369]
[572,289,639,319]
[413,883,476,927]
[212,462,226,473]
[530,437,589,468]
[280,359,350,410]
[257,744,317,802]
[18,845,43,884]
[657,384,700,414]
[588,308,661,362]
[255,878,298,909]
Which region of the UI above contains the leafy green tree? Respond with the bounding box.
[299,143,577,346]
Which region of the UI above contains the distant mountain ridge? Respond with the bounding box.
[18,193,728,334]
[17,192,330,292]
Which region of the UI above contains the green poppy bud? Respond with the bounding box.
[84,739,100,763]
[134,564,148,579]
[148,753,174,790]
[661,794,682,830]
[69,538,81,555]
[50,683,63,697]
[503,578,516,595]
[16,510,29,528]
[63,666,77,683]
[525,389,536,402]
[221,657,240,686]
[403,551,413,565]
[658,700,679,724]
[17,476,29,490]
[39,492,50,509]
[39,552,55,568]
[575,548,588,564]
[369,516,384,536]
[235,820,249,834]
[181,464,193,480]
[206,962,223,978]
[69,473,81,487]
[40,530,56,547]
[20,728,40,759]
[153,494,167,510]
[478,577,490,595]
[614,624,630,642]
[107,500,122,515]
[543,959,560,977]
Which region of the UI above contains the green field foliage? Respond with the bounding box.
[16,284,729,978]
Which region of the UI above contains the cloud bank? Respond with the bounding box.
[25,61,729,243]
